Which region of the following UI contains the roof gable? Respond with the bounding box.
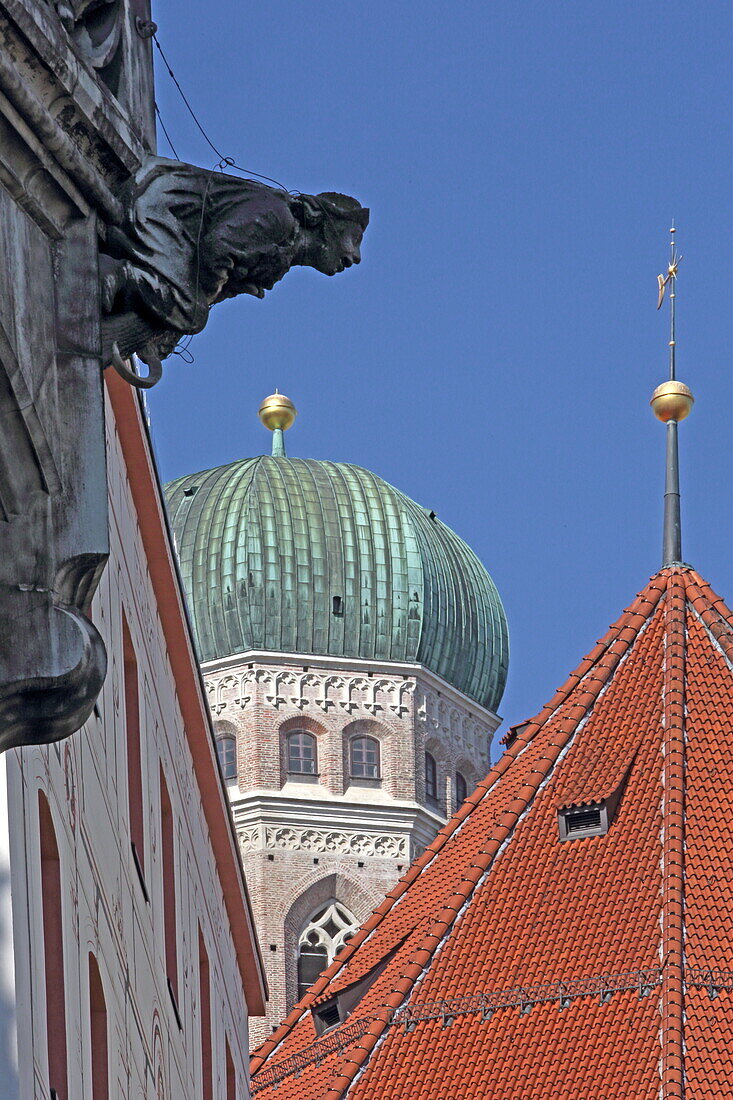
[250,566,733,1098]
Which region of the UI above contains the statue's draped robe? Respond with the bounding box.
[121,158,299,335]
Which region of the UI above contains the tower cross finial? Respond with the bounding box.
[650,226,694,569]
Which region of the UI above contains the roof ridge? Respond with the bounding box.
[660,572,687,1099]
[684,571,733,661]
[250,573,668,1076]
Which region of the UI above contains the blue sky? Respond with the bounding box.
[147,1,733,749]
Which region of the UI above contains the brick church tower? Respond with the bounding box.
[165,394,509,1044]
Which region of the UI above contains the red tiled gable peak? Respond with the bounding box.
[250,566,733,1100]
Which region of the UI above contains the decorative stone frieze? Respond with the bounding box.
[264,826,408,859]
[239,823,408,860]
[206,666,416,720]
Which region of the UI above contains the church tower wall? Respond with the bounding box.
[204,650,500,1046]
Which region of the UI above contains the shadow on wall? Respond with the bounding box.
[0,868,19,1097]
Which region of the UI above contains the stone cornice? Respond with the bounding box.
[202,650,501,731]
[230,790,445,834]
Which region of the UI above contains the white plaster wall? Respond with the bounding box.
[4,394,251,1099]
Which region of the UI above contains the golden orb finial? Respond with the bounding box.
[650,379,694,423]
[258,390,297,432]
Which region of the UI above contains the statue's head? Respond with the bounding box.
[292,192,370,275]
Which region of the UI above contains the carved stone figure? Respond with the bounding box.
[100,157,369,382]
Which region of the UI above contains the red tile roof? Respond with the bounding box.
[250,566,733,1098]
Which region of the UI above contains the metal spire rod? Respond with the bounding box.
[663,416,681,567]
[652,226,694,569]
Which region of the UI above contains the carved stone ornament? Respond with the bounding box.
[100,157,370,387]
[207,668,414,719]
[52,0,124,94]
[245,825,409,860]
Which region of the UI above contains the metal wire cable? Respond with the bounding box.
[152,33,289,191]
[154,101,179,159]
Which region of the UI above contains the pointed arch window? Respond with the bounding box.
[287,731,317,776]
[425,751,438,802]
[297,902,358,1001]
[349,735,380,779]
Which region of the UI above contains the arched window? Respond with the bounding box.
[215,732,237,781]
[297,902,358,1001]
[39,792,67,1100]
[287,731,317,775]
[349,735,379,779]
[88,953,108,1100]
[455,771,468,809]
[425,751,438,801]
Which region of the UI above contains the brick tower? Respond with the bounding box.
[165,394,509,1044]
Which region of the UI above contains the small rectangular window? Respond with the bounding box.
[350,736,379,779]
[558,802,607,840]
[288,732,317,775]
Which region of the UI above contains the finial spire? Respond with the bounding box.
[258,391,297,457]
[650,226,694,568]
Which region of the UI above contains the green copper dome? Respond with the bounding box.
[165,457,508,712]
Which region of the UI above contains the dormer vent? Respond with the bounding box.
[504,721,530,748]
[557,755,635,842]
[558,801,611,841]
[313,1000,342,1035]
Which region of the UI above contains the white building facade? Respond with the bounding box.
[0,375,266,1099]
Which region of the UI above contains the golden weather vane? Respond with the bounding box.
[656,225,682,380]
[657,224,681,310]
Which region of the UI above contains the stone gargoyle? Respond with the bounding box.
[100,157,369,386]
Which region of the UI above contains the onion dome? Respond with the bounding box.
[165,404,508,712]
